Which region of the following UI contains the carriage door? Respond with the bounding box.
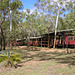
[60,36,63,45]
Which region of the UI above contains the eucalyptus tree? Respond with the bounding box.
[63,12,75,29]
[65,0,75,15]
[35,0,71,48]
[17,9,32,47]
[19,9,49,46]
[25,9,41,46]
[30,9,40,36]
[52,0,64,48]
[0,0,9,50]
[25,9,31,47]
[0,0,23,50]
[32,11,50,36]
[4,11,23,43]
[35,0,57,48]
[56,0,75,30]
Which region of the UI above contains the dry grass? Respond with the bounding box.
[0,46,75,75]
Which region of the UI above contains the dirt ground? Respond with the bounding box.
[0,46,75,74]
[17,46,66,52]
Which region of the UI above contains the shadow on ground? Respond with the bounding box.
[14,48,75,66]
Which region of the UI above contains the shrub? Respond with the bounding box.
[0,51,21,68]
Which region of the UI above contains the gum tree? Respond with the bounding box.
[0,0,23,50]
[35,0,71,48]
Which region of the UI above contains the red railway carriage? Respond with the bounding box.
[53,29,75,47]
[12,37,40,46]
[30,37,40,46]
[12,29,75,48]
[64,36,75,45]
[55,36,75,47]
[30,42,39,46]
[12,39,25,46]
[42,29,75,47]
[32,42,39,46]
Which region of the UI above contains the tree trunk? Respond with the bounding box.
[0,10,6,50]
[1,27,5,50]
[10,8,12,50]
[0,36,2,51]
[0,25,6,50]
[53,35,56,48]
[27,31,30,47]
[53,6,60,48]
[48,31,49,48]
[74,4,75,17]
[0,38,2,51]
[41,37,42,47]
[3,37,5,50]
[0,25,2,51]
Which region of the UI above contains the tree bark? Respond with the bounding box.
[1,29,6,50]
[9,8,12,50]
[0,24,6,50]
[53,6,60,48]
[0,25,2,51]
[0,11,6,50]
[48,31,49,48]
[27,31,30,47]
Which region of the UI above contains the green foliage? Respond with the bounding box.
[6,53,21,67]
[58,12,75,30]
[10,54,21,64]
[0,0,23,50]
[0,55,7,63]
[0,0,23,10]
[0,52,21,67]
[10,0,23,10]
[72,31,75,36]
[0,0,9,10]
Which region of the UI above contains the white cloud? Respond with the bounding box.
[19,7,41,16]
[22,7,36,14]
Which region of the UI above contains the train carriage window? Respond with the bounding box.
[68,36,70,40]
[68,36,73,40]
[71,36,73,40]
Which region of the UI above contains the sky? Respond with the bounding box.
[20,0,37,10]
[20,0,70,17]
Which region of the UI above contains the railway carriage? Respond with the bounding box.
[12,29,75,48]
